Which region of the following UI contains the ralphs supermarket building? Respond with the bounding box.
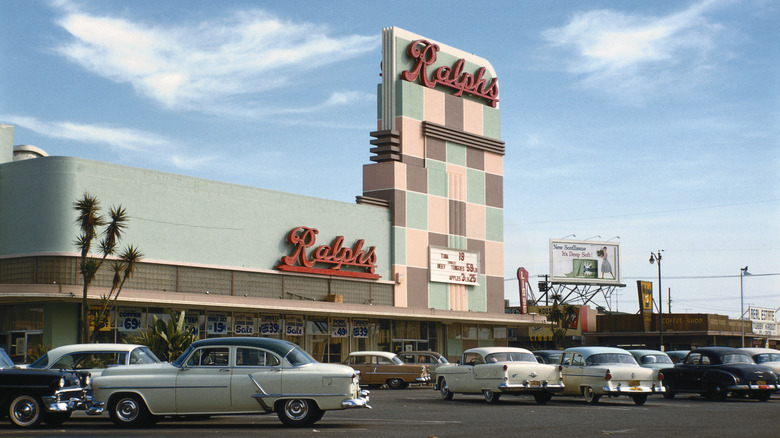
[0,27,548,363]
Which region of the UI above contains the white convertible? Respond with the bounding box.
[90,337,370,427]
[433,347,564,404]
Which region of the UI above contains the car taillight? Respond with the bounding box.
[657,372,664,381]
[605,370,612,381]
[559,365,563,371]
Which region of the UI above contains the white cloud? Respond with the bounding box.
[0,114,219,170]
[543,0,725,102]
[52,3,380,111]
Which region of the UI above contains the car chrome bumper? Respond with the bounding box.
[602,383,665,394]
[342,389,372,409]
[727,383,779,391]
[499,382,565,393]
[416,376,431,383]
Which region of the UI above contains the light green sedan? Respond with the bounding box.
[90,337,370,427]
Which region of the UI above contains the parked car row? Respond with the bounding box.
[2,341,777,429]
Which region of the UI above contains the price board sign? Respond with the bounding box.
[260,314,280,335]
[429,246,480,285]
[117,308,144,332]
[234,313,256,335]
[183,313,201,337]
[352,318,369,338]
[285,315,304,337]
[330,318,348,338]
[207,313,228,335]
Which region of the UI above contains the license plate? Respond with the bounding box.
[529,380,541,387]
[757,380,766,385]
[629,380,640,387]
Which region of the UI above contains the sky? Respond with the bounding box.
[1,0,778,320]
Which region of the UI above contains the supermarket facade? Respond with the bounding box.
[0,27,550,363]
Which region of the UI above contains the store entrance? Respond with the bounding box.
[391,339,429,354]
[1,331,43,364]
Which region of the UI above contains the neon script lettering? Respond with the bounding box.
[277,226,379,280]
[401,39,499,108]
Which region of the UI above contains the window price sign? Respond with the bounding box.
[207,313,228,335]
[429,246,480,285]
[352,318,369,338]
[117,308,144,332]
[330,318,348,338]
[183,313,200,337]
[286,315,304,337]
[260,314,280,335]
[234,313,256,335]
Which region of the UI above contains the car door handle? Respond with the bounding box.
[219,368,231,372]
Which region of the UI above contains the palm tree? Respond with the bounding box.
[73,194,131,343]
[90,245,144,342]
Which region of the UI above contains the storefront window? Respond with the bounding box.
[306,317,329,362]
[462,325,478,340]
[478,326,493,340]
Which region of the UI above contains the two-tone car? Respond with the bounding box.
[345,351,430,389]
[433,347,564,404]
[397,350,449,373]
[661,347,778,401]
[1,347,95,428]
[90,337,370,427]
[558,346,665,405]
[741,347,780,374]
[26,343,161,376]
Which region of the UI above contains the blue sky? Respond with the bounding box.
[1,0,778,319]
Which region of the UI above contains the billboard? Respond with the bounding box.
[748,307,777,336]
[550,239,621,285]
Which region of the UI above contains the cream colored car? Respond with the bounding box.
[91,337,370,427]
[559,347,665,405]
[434,347,564,404]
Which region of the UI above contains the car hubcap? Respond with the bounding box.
[285,400,308,420]
[116,398,139,422]
[12,397,38,426]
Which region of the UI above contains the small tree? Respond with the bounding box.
[74,193,139,343]
[548,294,578,350]
[125,310,196,362]
[89,245,144,343]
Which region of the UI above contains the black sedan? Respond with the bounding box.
[0,347,94,427]
[661,346,778,401]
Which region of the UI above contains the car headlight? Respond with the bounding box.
[59,377,66,388]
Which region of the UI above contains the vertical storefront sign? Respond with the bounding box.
[207,313,228,335]
[330,318,348,338]
[234,313,256,335]
[285,315,304,337]
[260,314,280,336]
[637,281,654,332]
[117,308,144,332]
[352,318,369,338]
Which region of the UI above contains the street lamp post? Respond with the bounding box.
[740,266,748,348]
[650,251,664,351]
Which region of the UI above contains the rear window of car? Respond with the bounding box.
[486,352,537,363]
[754,353,780,363]
[721,354,754,364]
[641,354,673,365]
[586,353,638,366]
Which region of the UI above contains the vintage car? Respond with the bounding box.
[558,346,665,405]
[345,351,430,389]
[26,343,161,376]
[741,347,780,374]
[397,350,449,373]
[628,349,674,372]
[666,350,689,365]
[90,337,370,427]
[433,347,564,404]
[661,346,778,401]
[1,347,95,427]
[534,350,563,365]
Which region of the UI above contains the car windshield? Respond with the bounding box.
[754,353,780,363]
[641,354,673,365]
[485,352,537,363]
[0,348,13,368]
[586,353,638,366]
[130,347,161,364]
[28,353,51,369]
[391,356,404,365]
[285,346,316,366]
[721,354,754,364]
